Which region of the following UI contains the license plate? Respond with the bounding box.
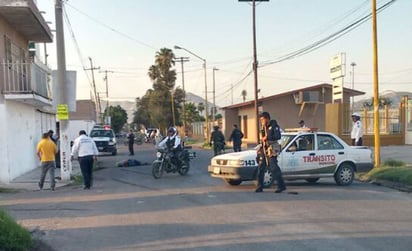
[213,167,220,174]
[98,147,104,150]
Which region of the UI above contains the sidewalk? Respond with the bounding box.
[1,161,81,192]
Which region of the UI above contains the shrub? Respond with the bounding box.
[383,159,406,167]
[0,208,33,251]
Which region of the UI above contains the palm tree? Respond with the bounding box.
[241,90,247,102]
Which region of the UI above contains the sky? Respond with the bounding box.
[36,0,412,107]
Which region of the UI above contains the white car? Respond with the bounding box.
[208,129,373,187]
[90,127,117,155]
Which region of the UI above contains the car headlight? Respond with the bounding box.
[108,141,115,145]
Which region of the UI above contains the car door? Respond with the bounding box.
[280,134,315,174]
[313,134,346,174]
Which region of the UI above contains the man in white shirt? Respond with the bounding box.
[351,113,363,146]
[71,130,99,189]
[158,127,182,166]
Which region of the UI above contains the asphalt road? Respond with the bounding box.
[1,143,412,251]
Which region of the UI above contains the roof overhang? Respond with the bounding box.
[222,83,366,110]
[0,0,52,42]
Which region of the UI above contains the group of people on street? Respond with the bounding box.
[36,110,362,193]
[210,124,244,156]
[36,129,98,191]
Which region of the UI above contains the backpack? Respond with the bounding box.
[270,120,282,140]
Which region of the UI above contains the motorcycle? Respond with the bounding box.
[152,146,195,179]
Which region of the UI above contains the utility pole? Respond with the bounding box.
[100,70,114,125]
[84,57,101,123]
[212,67,219,124]
[372,0,381,167]
[175,57,189,135]
[55,0,71,181]
[239,0,269,143]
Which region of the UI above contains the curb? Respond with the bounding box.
[371,179,412,193]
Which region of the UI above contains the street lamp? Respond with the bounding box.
[174,45,209,141]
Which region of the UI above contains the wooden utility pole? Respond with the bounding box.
[84,58,101,122]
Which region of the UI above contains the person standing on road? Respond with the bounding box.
[229,124,244,152]
[351,113,363,146]
[71,130,99,189]
[37,132,58,191]
[127,129,135,155]
[210,125,225,156]
[255,112,286,193]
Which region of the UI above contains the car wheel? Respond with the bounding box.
[334,163,354,185]
[224,179,242,186]
[253,168,273,188]
[305,178,320,183]
[112,148,117,156]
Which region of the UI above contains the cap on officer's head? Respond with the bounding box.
[351,112,360,118]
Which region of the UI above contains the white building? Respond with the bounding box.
[0,0,53,183]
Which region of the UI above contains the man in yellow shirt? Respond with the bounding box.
[37,132,58,190]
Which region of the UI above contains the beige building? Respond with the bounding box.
[221,83,364,145]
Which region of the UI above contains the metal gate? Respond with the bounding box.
[406,98,412,144]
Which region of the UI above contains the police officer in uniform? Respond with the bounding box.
[351,113,363,146]
[255,112,286,193]
[158,127,182,166]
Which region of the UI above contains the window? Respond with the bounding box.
[317,135,343,150]
[295,135,314,151]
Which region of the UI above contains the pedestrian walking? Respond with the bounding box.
[351,113,363,146]
[210,126,225,156]
[255,112,286,193]
[229,124,244,152]
[37,132,58,191]
[71,130,99,189]
[127,129,135,155]
[48,129,61,168]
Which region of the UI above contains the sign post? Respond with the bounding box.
[330,53,346,103]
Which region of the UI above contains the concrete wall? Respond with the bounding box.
[0,101,55,183]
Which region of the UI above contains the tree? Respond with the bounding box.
[134,48,181,132]
[197,102,204,117]
[363,97,393,109]
[104,105,127,133]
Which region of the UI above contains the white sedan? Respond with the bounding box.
[208,129,373,187]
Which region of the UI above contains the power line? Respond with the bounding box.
[260,0,397,67]
[65,2,158,50]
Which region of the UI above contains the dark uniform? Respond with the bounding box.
[127,131,135,155]
[256,112,286,193]
[229,125,244,152]
[210,126,225,156]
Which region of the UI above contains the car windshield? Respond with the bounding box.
[90,130,114,138]
[280,134,295,149]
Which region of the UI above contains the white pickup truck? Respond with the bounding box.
[89,126,117,155]
[208,129,373,187]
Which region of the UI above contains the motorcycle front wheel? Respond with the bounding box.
[152,161,164,179]
[178,161,190,176]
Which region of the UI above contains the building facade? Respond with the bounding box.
[0,0,53,183]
